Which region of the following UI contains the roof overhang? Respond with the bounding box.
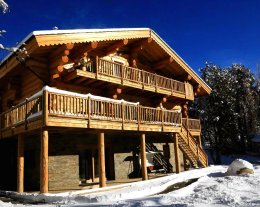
[0,28,211,95]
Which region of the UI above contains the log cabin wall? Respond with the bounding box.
[1,69,43,112]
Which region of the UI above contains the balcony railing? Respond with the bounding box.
[182,118,201,131]
[79,58,187,96]
[0,87,182,134]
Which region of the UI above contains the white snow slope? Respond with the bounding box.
[0,164,260,207]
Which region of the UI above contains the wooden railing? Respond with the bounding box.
[182,118,201,131]
[0,93,43,131]
[179,125,207,167]
[95,58,186,94]
[47,91,182,126]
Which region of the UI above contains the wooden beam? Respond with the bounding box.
[49,43,74,74]
[40,129,49,193]
[49,43,74,60]
[50,55,69,73]
[73,42,98,63]
[130,38,153,54]
[176,74,192,81]
[51,80,99,94]
[91,150,95,183]
[63,70,78,82]
[140,133,148,180]
[26,58,48,70]
[98,132,106,187]
[74,76,88,84]
[106,39,128,55]
[153,57,174,69]
[173,134,180,173]
[17,134,24,193]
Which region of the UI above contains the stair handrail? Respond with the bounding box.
[181,124,208,166]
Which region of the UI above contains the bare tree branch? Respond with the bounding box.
[0,0,9,13]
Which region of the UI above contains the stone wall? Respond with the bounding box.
[49,155,79,191]
[114,152,133,180]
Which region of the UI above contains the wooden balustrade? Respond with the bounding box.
[0,94,43,131]
[0,89,182,136]
[180,125,207,166]
[182,118,201,131]
[96,58,185,94]
[48,92,182,126]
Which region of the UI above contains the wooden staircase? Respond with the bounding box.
[177,124,208,168]
[146,143,173,173]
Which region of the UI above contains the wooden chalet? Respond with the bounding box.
[0,28,211,193]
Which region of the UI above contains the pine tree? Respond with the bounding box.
[194,63,258,164]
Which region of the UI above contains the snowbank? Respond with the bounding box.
[226,159,254,175]
[1,164,260,207]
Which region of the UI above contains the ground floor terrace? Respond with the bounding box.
[0,87,206,193]
[0,129,185,193]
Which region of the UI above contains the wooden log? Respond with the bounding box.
[173,134,180,173]
[130,38,153,54]
[91,150,95,182]
[17,134,24,193]
[73,42,98,63]
[43,90,48,126]
[49,43,74,61]
[26,58,48,70]
[50,55,69,73]
[116,87,122,94]
[140,133,148,180]
[106,39,128,55]
[40,129,49,193]
[74,76,87,84]
[153,57,174,69]
[98,132,106,187]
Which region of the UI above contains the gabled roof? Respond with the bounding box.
[0,28,211,95]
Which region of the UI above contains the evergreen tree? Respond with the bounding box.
[194,63,258,164]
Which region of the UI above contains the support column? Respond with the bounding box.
[183,155,188,171]
[17,134,24,193]
[140,133,148,180]
[174,134,180,173]
[98,132,106,187]
[91,150,95,183]
[40,129,49,193]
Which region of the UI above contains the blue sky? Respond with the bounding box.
[1,0,260,74]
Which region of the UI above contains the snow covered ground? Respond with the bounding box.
[0,161,259,207]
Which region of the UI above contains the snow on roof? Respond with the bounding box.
[0,28,150,66]
[0,27,211,94]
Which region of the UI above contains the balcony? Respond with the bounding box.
[182,118,201,136]
[63,58,194,100]
[0,87,183,138]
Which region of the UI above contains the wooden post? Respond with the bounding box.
[173,134,180,173]
[17,134,24,193]
[95,56,99,79]
[183,155,188,171]
[137,105,140,131]
[88,96,91,128]
[98,132,106,187]
[43,90,49,127]
[121,103,125,130]
[25,98,28,130]
[91,150,95,182]
[140,133,148,180]
[40,129,49,193]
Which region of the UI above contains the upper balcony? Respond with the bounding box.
[62,58,195,100]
